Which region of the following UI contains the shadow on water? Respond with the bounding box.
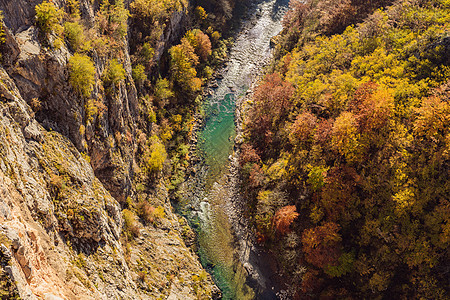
[178,0,289,298]
[273,0,291,19]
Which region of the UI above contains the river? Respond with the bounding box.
[178,0,289,298]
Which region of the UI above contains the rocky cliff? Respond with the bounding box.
[0,0,220,299]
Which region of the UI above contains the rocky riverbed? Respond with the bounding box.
[177,0,290,298]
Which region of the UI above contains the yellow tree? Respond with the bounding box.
[331,111,361,162]
[68,53,96,97]
[169,39,202,93]
[184,29,212,61]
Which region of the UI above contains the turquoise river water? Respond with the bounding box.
[180,0,289,298]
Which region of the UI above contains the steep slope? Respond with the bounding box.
[0,0,229,299]
[0,65,218,299]
[241,0,450,298]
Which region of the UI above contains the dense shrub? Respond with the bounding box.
[137,201,165,225]
[35,0,63,36]
[132,64,147,84]
[142,135,167,174]
[64,21,87,52]
[68,53,96,97]
[123,209,140,238]
[103,59,126,86]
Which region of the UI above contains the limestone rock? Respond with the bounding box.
[0,0,219,299]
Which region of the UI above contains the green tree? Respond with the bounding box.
[169,39,202,93]
[67,0,81,19]
[104,59,126,86]
[140,42,155,64]
[96,0,129,41]
[130,0,187,20]
[307,165,329,191]
[64,21,87,52]
[142,135,167,173]
[68,53,96,97]
[154,78,174,107]
[35,0,63,35]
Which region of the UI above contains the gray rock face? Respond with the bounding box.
[5,265,37,300]
[0,65,132,298]
[154,8,189,63]
[0,0,41,33]
[1,0,139,203]
[0,0,219,299]
[0,59,216,299]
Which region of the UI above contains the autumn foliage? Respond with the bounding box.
[349,82,394,133]
[289,112,317,144]
[169,39,201,93]
[245,73,294,155]
[302,222,341,268]
[241,0,450,298]
[273,205,299,235]
[239,143,260,166]
[169,29,212,94]
[185,29,212,61]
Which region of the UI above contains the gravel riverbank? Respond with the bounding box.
[177,0,290,298]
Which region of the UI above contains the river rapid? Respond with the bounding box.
[178,0,289,298]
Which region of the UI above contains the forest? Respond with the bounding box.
[240,0,449,298]
[0,0,448,298]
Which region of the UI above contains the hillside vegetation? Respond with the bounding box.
[241,0,450,298]
[0,0,246,298]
